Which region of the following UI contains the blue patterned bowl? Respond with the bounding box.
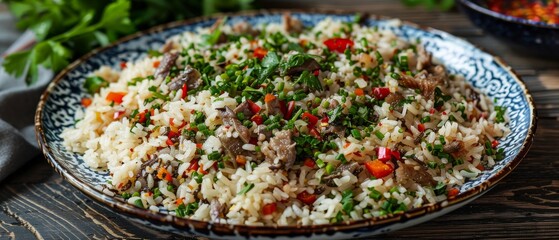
[35,10,536,239]
[458,0,559,57]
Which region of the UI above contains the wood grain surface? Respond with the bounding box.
[1,0,558,239]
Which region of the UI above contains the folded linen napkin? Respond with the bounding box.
[0,27,53,182]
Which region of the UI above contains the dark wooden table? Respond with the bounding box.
[1,1,558,239]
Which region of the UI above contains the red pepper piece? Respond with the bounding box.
[253,47,268,60]
[285,101,296,120]
[262,202,277,215]
[365,160,394,178]
[251,114,263,125]
[371,87,390,100]
[418,123,426,133]
[182,83,188,99]
[377,147,392,162]
[323,38,354,53]
[297,191,317,205]
[302,112,319,128]
[247,100,261,114]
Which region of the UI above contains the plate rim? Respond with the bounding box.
[34,9,538,236]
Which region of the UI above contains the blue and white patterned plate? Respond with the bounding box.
[35,10,536,239]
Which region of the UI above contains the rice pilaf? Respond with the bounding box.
[62,15,509,226]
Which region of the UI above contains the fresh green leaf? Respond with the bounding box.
[133,199,144,208]
[30,19,52,40]
[84,76,108,94]
[2,50,31,78]
[295,70,323,92]
[261,51,280,68]
[434,181,447,195]
[341,189,354,214]
[93,31,110,46]
[2,0,252,85]
[7,2,34,19]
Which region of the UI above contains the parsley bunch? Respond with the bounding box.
[2,0,252,85]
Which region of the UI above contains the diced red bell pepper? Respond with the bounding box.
[447,188,459,199]
[138,110,148,123]
[302,112,319,128]
[279,100,287,117]
[309,127,322,140]
[365,160,394,178]
[199,163,209,174]
[253,47,268,60]
[168,130,180,139]
[321,115,329,124]
[354,88,365,96]
[491,140,499,148]
[297,191,317,205]
[476,164,485,171]
[106,92,127,104]
[187,160,199,171]
[182,83,188,99]
[377,147,392,162]
[120,61,127,69]
[372,87,390,100]
[313,69,320,76]
[418,123,426,132]
[391,150,401,161]
[303,158,316,168]
[262,202,277,215]
[285,101,296,120]
[264,93,276,103]
[323,38,354,53]
[157,167,173,182]
[247,99,261,114]
[81,98,92,107]
[251,114,263,125]
[235,155,247,165]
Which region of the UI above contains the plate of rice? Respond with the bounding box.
[35,10,536,239]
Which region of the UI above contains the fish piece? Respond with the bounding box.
[265,97,283,117]
[217,127,252,159]
[320,124,346,139]
[168,65,201,91]
[219,107,251,144]
[283,13,303,33]
[399,69,444,98]
[395,162,436,187]
[264,130,296,170]
[154,52,178,80]
[234,101,254,119]
[443,140,465,154]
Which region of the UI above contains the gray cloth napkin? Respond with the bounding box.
[0,29,53,182]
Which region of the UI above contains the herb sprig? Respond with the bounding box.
[2,0,253,85]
